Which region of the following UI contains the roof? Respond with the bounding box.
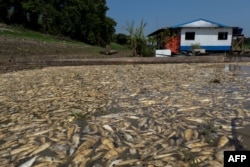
[148,18,232,36]
[172,18,230,28]
[148,28,170,37]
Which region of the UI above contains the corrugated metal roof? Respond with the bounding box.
[147,28,168,36]
[148,18,233,36]
[172,18,230,28]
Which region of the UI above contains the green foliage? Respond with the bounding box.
[244,37,250,49]
[109,42,127,50]
[159,29,170,48]
[114,33,128,45]
[123,19,149,56]
[142,46,155,57]
[0,27,61,43]
[190,43,201,55]
[0,0,116,46]
[70,109,90,120]
[191,43,201,50]
[180,149,202,167]
[198,119,220,146]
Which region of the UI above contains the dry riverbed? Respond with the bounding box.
[0,63,250,167]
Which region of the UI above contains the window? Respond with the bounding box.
[218,32,228,40]
[185,32,195,40]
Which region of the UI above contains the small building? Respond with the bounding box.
[148,18,244,54]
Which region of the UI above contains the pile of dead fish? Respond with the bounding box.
[0,63,250,167]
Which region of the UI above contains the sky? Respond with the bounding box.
[106,0,250,37]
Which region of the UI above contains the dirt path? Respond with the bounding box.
[1,55,250,74]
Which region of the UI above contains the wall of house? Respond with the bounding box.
[165,36,181,54]
[180,28,233,51]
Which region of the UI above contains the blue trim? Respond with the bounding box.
[172,18,230,28]
[180,46,231,51]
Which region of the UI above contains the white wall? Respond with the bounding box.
[180,28,233,47]
[155,49,171,57]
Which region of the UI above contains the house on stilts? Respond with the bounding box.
[148,18,244,56]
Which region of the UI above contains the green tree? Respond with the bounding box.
[0,0,26,24]
[115,33,129,45]
[0,0,116,46]
[58,0,116,46]
[22,0,43,30]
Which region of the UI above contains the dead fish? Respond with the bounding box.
[49,137,60,142]
[28,129,53,137]
[115,146,127,154]
[193,129,199,139]
[102,124,114,133]
[115,159,140,166]
[123,121,131,128]
[31,142,51,155]
[233,96,245,100]
[74,138,98,155]
[100,113,123,119]
[73,149,92,166]
[97,126,107,136]
[167,131,176,139]
[140,100,156,105]
[190,155,209,165]
[91,152,105,161]
[217,136,229,148]
[130,93,137,97]
[18,146,38,158]
[184,129,193,141]
[120,132,134,142]
[186,142,208,148]
[72,134,80,148]
[73,157,90,167]
[138,117,148,127]
[95,144,109,152]
[185,117,205,123]
[90,124,98,134]
[129,147,137,155]
[38,156,62,163]
[126,115,140,119]
[103,150,118,161]
[37,97,64,102]
[109,159,123,167]
[38,136,46,144]
[199,98,211,102]
[190,147,202,152]
[11,144,35,155]
[156,125,162,133]
[153,153,176,159]
[8,124,38,132]
[19,156,37,167]
[204,111,213,117]
[101,137,114,150]
[178,106,201,112]
[67,126,75,140]
[67,116,75,122]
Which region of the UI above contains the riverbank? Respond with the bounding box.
[1,55,250,74]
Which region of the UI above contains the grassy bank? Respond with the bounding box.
[0,24,129,61]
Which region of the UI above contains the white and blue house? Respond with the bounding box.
[148,18,243,53]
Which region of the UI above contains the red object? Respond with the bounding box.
[165,36,180,54]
